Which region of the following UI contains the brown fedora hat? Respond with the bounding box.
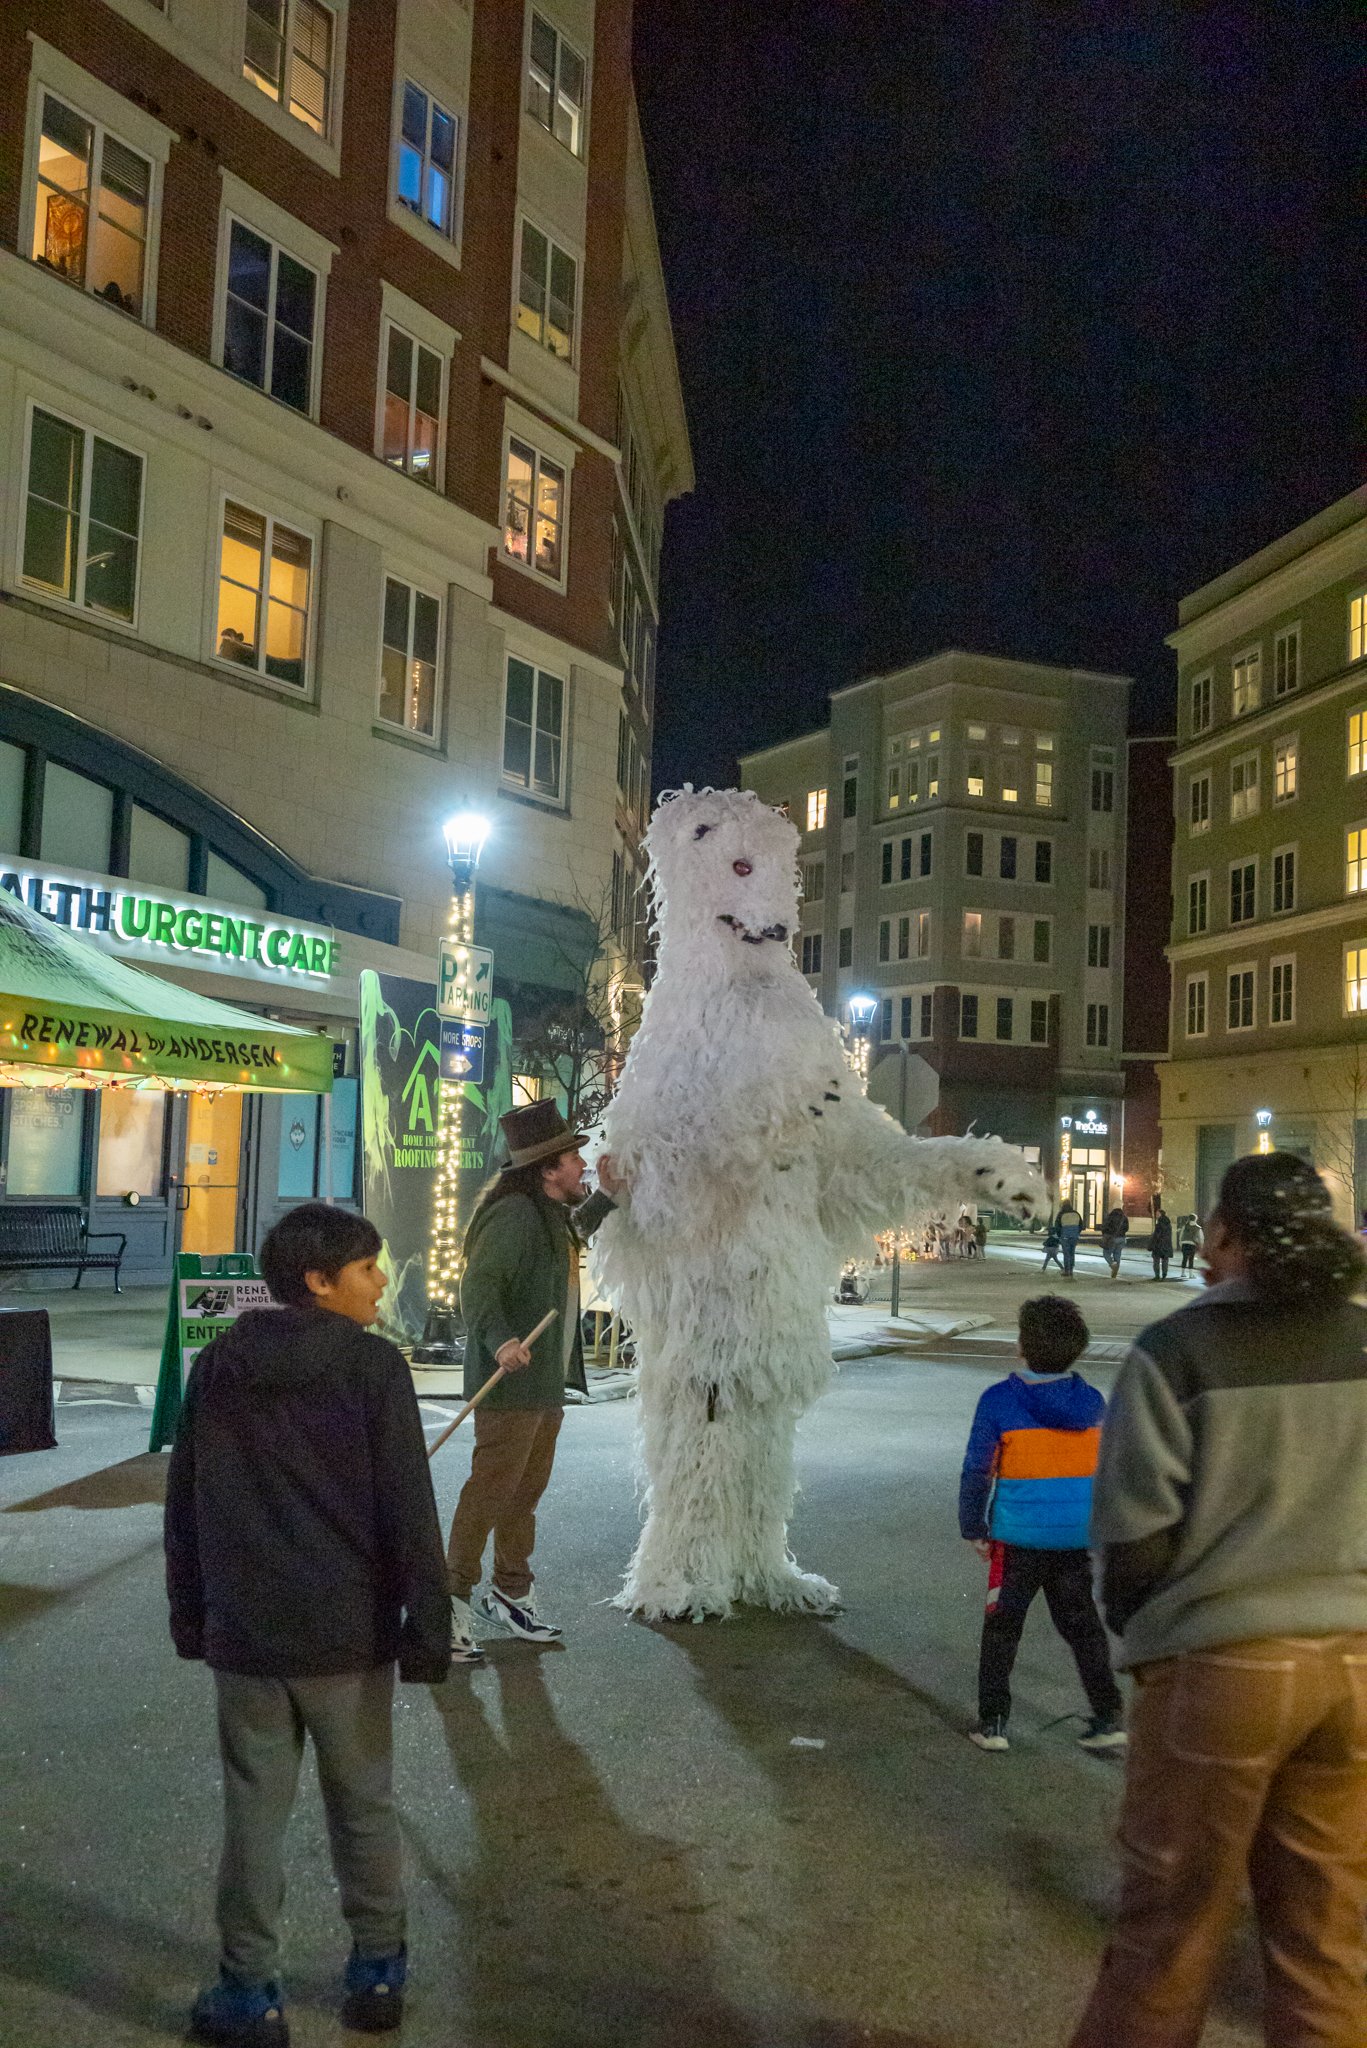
[498,1099,590,1170]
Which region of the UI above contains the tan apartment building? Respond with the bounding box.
[1163,484,1367,1224]
[740,651,1132,1219]
[0,0,690,1281]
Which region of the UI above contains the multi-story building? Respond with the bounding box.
[0,1,690,1280]
[1163,484,1367,1224]
[740,650,1132,1218]
[1118,733,1174,1215]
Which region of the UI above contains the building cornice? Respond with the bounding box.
[1167,895,1367,965]
[1171,661,1367,767]
[480,356,620,465]
[1168,511,1367,663]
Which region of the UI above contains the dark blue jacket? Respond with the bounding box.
[959,1371,1106,1549]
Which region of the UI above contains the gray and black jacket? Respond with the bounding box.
[1091,1278,1367,1668]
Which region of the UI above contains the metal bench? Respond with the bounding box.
[0,1204,127,1291]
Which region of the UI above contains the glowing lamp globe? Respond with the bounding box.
[443,810,492,891]
[846,991,878,1033]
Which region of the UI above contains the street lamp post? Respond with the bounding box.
[411,809,491,1366]
[845,991,878,1084]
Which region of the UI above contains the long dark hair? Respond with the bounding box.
[1212,1152,1365,1305]
[462,1160,546,1253]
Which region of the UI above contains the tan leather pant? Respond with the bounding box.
[445,1405,563,1604]
[1070,1633,1367,2048]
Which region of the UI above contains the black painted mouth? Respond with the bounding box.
[718,914,789,944]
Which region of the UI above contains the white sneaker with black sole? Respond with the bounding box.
[479,1586,563,1642]
[449,1595,485,1664]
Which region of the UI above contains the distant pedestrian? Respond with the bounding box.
[1100,1206,1128,1280]
[165,1202,451,2045]
[973,1216,988,1258]
[1069,1152,1367,2047]
[959,1295,1124,1754]
[1149,1206,1173,1280]
[1056,1200,1084,1277]
[1177,1213,1202,1273]
[1040,1223,1064,1273]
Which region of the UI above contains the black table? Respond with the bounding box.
[0,1308,56,1453]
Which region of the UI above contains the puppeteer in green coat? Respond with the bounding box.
[460,1175,615,1409]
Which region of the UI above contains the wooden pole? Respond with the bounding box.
[424,1309,558,1460]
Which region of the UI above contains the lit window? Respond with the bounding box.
[1001,771,1019,803]
[806,788,827,833]
[966,754,985,798]
[381,323,442,484]
[1034,758,1053,807]
[222,218,317,414]
[396,83,458,237]
[1230,751,1260,821]
[1227,968,1254,1032]
[1190,672,1212,733]
[23,407,142,623]
[216,500,312,689]
[512,1073,543,1106]
[1270,957,1295,1025]
[527,12,586,155]
[1035,733,1054,752]
[516,219,577,360]
[378,577,440,738]
[926,752,940,798]
[1273,738,1297,804]
[1347,946,1367,1013]
[1349,709,1367,776]
[1232,648,1261,717]
[31,96,150,317]
[243,0,334,136]
[1229,859,1256,925]
[1186,976,1207,1037]
[1085,1002,1110,1047]
[1272,847,1295,914]
[1188,874,1208,935]
[503,436,565,581]
[502,655,565,801]
[960,993,978,1039]
[967,723,987,741]
[1002,728,1020,747]
[962,911,982,959]
[1348,827,1367,896]
[1273,626,1299,699]
[1350,593,1367,664]
[1189,774,1211,835]
[916,910,930,957]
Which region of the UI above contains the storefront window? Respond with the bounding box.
[96,1089,167,1198]
[328,1077,357,1200]
[0,741,25,851]
[6,1088,84,1196]
[276,1078,357,1202]
[39,761,113,872]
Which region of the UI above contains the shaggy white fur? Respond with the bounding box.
[593,787,1047,1621]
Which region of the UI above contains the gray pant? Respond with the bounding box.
[214,1665,403,1983]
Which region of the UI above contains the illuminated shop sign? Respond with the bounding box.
[1074,1113,1109,1137]
[0,860,337,984]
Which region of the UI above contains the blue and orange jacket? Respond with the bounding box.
[958,1371,1105,1549]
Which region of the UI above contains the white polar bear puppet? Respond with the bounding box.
[592,785,1048,1622]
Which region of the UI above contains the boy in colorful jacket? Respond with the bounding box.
[958,1295,1124,1753]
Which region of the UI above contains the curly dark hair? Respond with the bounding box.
[1018,1294,1089,1372]
[1212,1152,1365,1304]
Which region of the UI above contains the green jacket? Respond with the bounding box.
[460,1187,615,1410]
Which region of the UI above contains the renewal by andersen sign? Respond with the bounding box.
[0,859,337,986]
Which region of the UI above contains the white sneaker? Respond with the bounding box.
[449,1595,485,1664]
[479,1586,563,1642]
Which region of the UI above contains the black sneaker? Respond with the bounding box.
[968,1717,1010,1752]
[341,1944,406,2033]
[1078,1715,1127,1751]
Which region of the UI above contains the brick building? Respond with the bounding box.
[0,0,690,1278]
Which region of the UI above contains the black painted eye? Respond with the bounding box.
[693,823,714,840]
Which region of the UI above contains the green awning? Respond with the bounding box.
[0,890,333,1093]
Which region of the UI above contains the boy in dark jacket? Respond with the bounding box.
[165,1202,450,2047]
[958,1295,1124,1754]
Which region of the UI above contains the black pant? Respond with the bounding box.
[1152,1251,1170,1278]
[1180,1244,1196,1270]
[978,1545,1122,1724]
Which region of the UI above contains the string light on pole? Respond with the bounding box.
[845,990,878,1084]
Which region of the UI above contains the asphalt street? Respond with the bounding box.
[0,1312,1262,2048]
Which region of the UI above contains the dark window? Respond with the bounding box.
[1091,766,1114,813]
[880,998,893,1041]
[1033,918,1051,963]
[920,992,933,1037]
[877,920,890,963]
[999,835,1017,880]
[801,933,822,974]
[900,836,912,881]
[966,831,984,877]
[843,773,857,819]
[1035,839,1052,884]
[881,841,893,885]
[960,992,978,1039]
[838,925,852,967]
[1086,1001,1110,1047]
[996,996,1013,1041]
[1030,998,1048,1044]
[1230,862,1256,924]
[919,831,932,877]
[900,994,912,1038]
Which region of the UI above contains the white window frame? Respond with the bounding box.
[499,411,573,590]
[1185,973,1208,1039]
[962,910,983,959]
[1033,756,1053,808]
[1350,591,1367,666]
[1090,747,1115,814]
[1034,837,1053,885]
[1230,749,1260,821]
[1087,922,1111,969]
[501,650,568,807]
[1232,646,1262,718]
[1273,623,1300,699]
[1271,843,1297,916]
[1229,856,1257,926]
[1273,734,1298,805]
[514,212,581,365]
[1085,1000,1110,1048]
[1270,954,1296,1027]
[375,284,455,491]
[801,858,824,904]
[1349,706,1367,778]
[1187,871,1209,937]
[877,918,891,964]
[388,63,466,266]
[376,569,443,746]
[1346,941,1367,1015]
[1032,916,1052,964]
[211,176,336,422]
[1190,669,1213,734]
[1226,963,1256,1034]
[801,932,822,977]
[394,78,460,240]
[525,10,588,159]
[209,489,317,697]
[18,398,146,631]
[806,788,828,834]
[1088,844,1111,889]
[1189,772,1211,836]
[242,0,339,144]
[916,909,931,958]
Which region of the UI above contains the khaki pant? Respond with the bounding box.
[1070,1634,1367,2048]
[445,1404,563,1604]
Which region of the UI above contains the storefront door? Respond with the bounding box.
[180,1093,244,1255]
[1069,1147,1109,1228]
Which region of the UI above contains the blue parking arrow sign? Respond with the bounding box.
[440,1018,486,1085]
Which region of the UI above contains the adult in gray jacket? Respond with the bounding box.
[1069,1153,1367,2048]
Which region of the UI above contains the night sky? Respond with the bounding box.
[632,2,1363,792]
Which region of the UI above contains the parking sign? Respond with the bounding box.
[437,940,494,1021]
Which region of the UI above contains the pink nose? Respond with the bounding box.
[733,860,752,876]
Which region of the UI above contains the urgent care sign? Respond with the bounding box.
[0,858,337,987]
